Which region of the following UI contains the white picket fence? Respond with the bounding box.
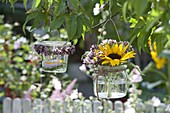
[2,97,170,113]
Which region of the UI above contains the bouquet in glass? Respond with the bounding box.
[80,39,135,99]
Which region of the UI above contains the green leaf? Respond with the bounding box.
[134,0,148,17]
[156,35,164,54]
[122,1,128,22]
[129,18,138,28]
[75,15,83,39]
[100,0,104,5]
[50,15,65,30]
[31,11,45,29]
[32,0,41,9]
[48,0,53,8]
[70,0,79,10]
[66,15,78,40]
[55,0,66,16]
[23,12,38,34]
[146,9,163,31]
[23,0,28,9]
[73,39,78,45]
[13,56,24,62]
[22,45,30,51]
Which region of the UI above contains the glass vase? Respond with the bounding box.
[33,41,71,73]
[93,65,128,99]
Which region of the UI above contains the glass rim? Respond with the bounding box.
[93,65,127,75]
[33,41,71,47]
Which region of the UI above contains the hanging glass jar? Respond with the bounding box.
[93,65,128,99]
[32,41,75,73]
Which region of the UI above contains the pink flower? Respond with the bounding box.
[24,85,36,99]
[50,78,77,101]
[130,67,142,83]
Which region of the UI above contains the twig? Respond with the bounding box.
[91,12,119,29]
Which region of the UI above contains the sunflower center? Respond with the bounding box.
[108,53,121,59]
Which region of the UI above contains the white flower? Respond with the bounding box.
[125,108,135,113]
[4,23,12,29]
[18,37,27,43]
[69,89,78,99]
[102,31,107,35]
[93,3,100,15]
[20,76,27,81]
[151,96,161,107]
[14,22,20,26]
[30,85,37,90]
[128,87,135,93]
[79,64,87,72]
[52,78,62,90]
[22,69,27,74]
[93,3,104,16]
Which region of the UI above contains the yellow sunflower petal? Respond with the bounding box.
[117,43,123,55]
[105,44,112,55]
[121,45,129,55]
[121,51,135,61]
[112,44,118,53]
[102,60,110,65]
[98,45,104,52]
[110,59,120,66]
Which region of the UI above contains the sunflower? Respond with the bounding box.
[98,43,135,66]
[148,38,167,69]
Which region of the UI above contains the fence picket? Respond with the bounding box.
[12,98,22,113]
[103,100,113,113]
[43,100,51,113]
[93,100,102,113]
[114,101,123,113]
[3,97,12,113]
[135,101,146,112]
[83,99,92,113]
[51,101,64,113]
[22,98,31,113]
[145,103,154,113]
[3,97,170,113]
[73,99,82,113]
[156,103,166,113]
[33,98,43,113]
[165,104,170,112]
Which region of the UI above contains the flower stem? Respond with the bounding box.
[107,73,113,98]
[96,76,99,99]
[167,60,170,95]
[109,18,121,41]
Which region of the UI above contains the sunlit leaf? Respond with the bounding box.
[23,0,28,9]
[13,56,24,62]
[122,1,128,22]
[32,0,41,9]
